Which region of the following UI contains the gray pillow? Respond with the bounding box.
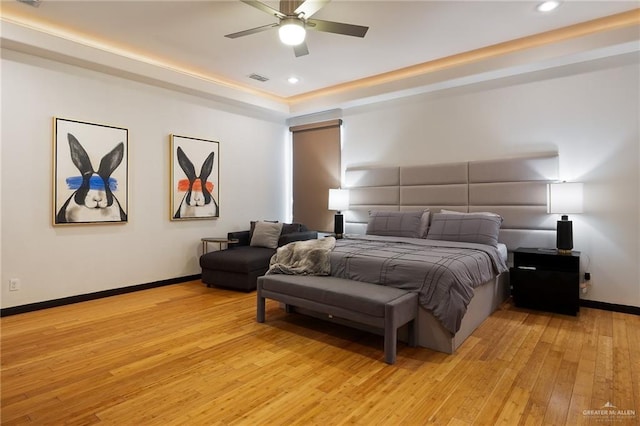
[366,210,426,238]
[281,222,302,235]
[249,220,278,241]
[250,221,284,249]
[426,212,502,247]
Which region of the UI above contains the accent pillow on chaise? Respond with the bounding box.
[250,221,284,249]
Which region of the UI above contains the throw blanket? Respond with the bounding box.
[267,237,336,276]
[329,235,508,335]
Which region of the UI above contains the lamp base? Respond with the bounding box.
[334,213,344,239]
[556,217,573,255]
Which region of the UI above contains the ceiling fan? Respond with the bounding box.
[225,0,369,57]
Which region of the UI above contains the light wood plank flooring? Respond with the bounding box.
[2,281,638,425]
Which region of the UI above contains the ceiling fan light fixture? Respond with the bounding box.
[279,18,306,46]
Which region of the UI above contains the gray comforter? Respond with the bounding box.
[329,235,508,334]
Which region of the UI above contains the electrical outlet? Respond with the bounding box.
[9,278,21,291]
[580,282,588,294]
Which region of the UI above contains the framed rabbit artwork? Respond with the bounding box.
[170,134,220,220]
[53,118,128,225]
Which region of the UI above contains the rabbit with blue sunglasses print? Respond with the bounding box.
[56,133,127,223]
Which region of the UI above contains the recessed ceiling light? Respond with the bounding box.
[537,1,560,13]
[288,76,299,84]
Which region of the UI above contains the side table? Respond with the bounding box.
[201,237,239,254]
[510,247,580,315]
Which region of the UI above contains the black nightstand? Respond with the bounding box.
[510,247,580,316]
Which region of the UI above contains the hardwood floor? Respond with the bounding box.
[2,281,638,425]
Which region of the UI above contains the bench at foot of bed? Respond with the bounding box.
[257,274,418,364]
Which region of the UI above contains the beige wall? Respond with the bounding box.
[1,50,287,309]
[339,60,640,307]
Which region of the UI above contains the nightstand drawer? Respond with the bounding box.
[511,268,579,315]
[514,250,579,272]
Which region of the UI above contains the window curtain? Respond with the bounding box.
[290,119,342,232]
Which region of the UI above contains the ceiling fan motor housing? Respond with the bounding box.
[226,0,369,57]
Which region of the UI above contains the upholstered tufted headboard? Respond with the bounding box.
[344,153,559,251]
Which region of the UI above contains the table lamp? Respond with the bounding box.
[328,188,349,238]
[547,182,583,254]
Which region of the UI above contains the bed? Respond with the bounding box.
[330,233,507,333]
[332,153,560,353]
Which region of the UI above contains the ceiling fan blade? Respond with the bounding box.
[293,41,309,57]
[240,0,286,19]
[225,23,279,39]
[294,0,331,18]
[307,19,368,38]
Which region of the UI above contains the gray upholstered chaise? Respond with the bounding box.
[257,274,418,364]
[200,223,317,291]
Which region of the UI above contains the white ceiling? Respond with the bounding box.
[1,1,639,116]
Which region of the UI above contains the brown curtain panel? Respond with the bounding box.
[290,119,342,232]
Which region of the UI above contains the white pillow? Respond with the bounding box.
[441,209,501,218]
[250,221,284,249]
[418,210,431,238]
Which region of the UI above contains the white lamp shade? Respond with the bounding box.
[328,189,349,211]
[547,182,583,214]
[278,19,306,46]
